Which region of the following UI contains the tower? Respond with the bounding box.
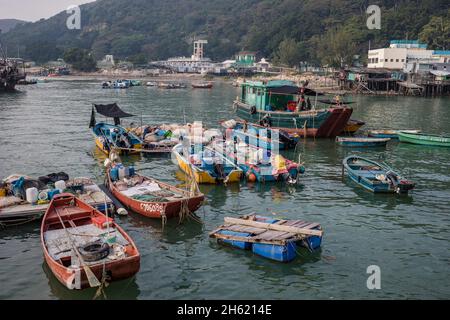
[192,40,208,60]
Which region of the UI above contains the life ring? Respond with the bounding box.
[260,117,272,127]
[78,241,110,262]
[250,106,257,115]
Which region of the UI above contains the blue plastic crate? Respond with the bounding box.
[252,241,297,262]
[217,230,252,250]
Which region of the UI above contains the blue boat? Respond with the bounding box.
[92,122,144,155]
[220,120,297,150]
[210,215,323,263]
[336,136,390,148]
[342,156,415,194]
[211,140,304,184]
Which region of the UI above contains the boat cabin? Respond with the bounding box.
[239,80,314,112]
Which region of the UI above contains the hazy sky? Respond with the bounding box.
[0,0,97,22]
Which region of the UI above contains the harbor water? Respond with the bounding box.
[0,80,449,299]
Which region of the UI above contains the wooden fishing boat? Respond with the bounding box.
[210,214,323,262]
[106,165,204,219]
[233,80,353,138]
[192,82,213,89]
[368,129,421,140]
[336,136,390,148]
[211,140,304,184]
[41,193,140,290]
[343,119,365,134]
[397,131,450,147]
[220,119,297,150]
[93,122,143,155]
[342,156,415,194]
[172,143,243,184]
[90,104,175,155]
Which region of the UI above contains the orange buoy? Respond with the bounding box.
[247,173,257,182]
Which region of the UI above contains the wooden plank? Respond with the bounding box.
[211,232,287,246]
[224,217,323,237]
[225,225,267,234]
[255,230,296,241]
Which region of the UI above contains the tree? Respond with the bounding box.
[273,38,303,67]
[63,48,97,72]
[316,28,357,68]
[419,13,450,50]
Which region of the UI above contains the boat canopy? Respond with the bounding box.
[89,103,134,127]
[267,86,322,96]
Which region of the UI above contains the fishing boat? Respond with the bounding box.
[93,122,143,155]
[41,193,140,290]
[192,82,213,89]
[342,156,415,194]
[397,131,450,147]
[0,175,115,225]
[89,104,174,155]
[336,137,391,148]
[106,163,204,219]
[211,139,304,184]
[368,130,421,140]
[220,119,297,150]
[343,119,365,134]
[172,143,243,184]
[210,214,323,262]
[233,80,352,138]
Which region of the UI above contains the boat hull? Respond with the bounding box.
[108,175,204,219]
[398,131,450,147]
[337,137,390,148]
[234,101,352,138]
[172,146,242,184]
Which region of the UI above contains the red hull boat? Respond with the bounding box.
[41,194,140,290]
[107,170,205,219]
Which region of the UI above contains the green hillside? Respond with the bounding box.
[1,0,449,66]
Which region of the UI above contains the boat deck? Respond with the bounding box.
[0,188,114,224]
[210,215,323,245]
[44,224,129,262]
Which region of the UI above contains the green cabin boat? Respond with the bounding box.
[398,131,450,147]
[233,80,353,138]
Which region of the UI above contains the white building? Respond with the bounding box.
[368,40,433,70]
[157,40,215,73]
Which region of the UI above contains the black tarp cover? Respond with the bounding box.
[94,103,134,118]
[89,103,134,127]
[266,86,323,96]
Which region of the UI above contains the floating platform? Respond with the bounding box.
[210,215,323,262]
[0,178,115,225]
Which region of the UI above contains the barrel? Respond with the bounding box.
[55,180,66,192]
[26,187,39,204]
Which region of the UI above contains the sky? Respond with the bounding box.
[0,0,97,22]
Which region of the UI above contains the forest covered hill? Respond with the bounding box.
[1,0,449,67]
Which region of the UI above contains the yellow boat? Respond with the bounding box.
[172,144,243,184]
[343,119,365,134]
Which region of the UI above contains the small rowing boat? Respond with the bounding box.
[368,129,421,140]
[106,163,204,219]
[397,131,450,147]
[172,143,243,184]
[336,136,390,148]
[41,193,140,290]
[192,82,213,89]
[342,156,415,194]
